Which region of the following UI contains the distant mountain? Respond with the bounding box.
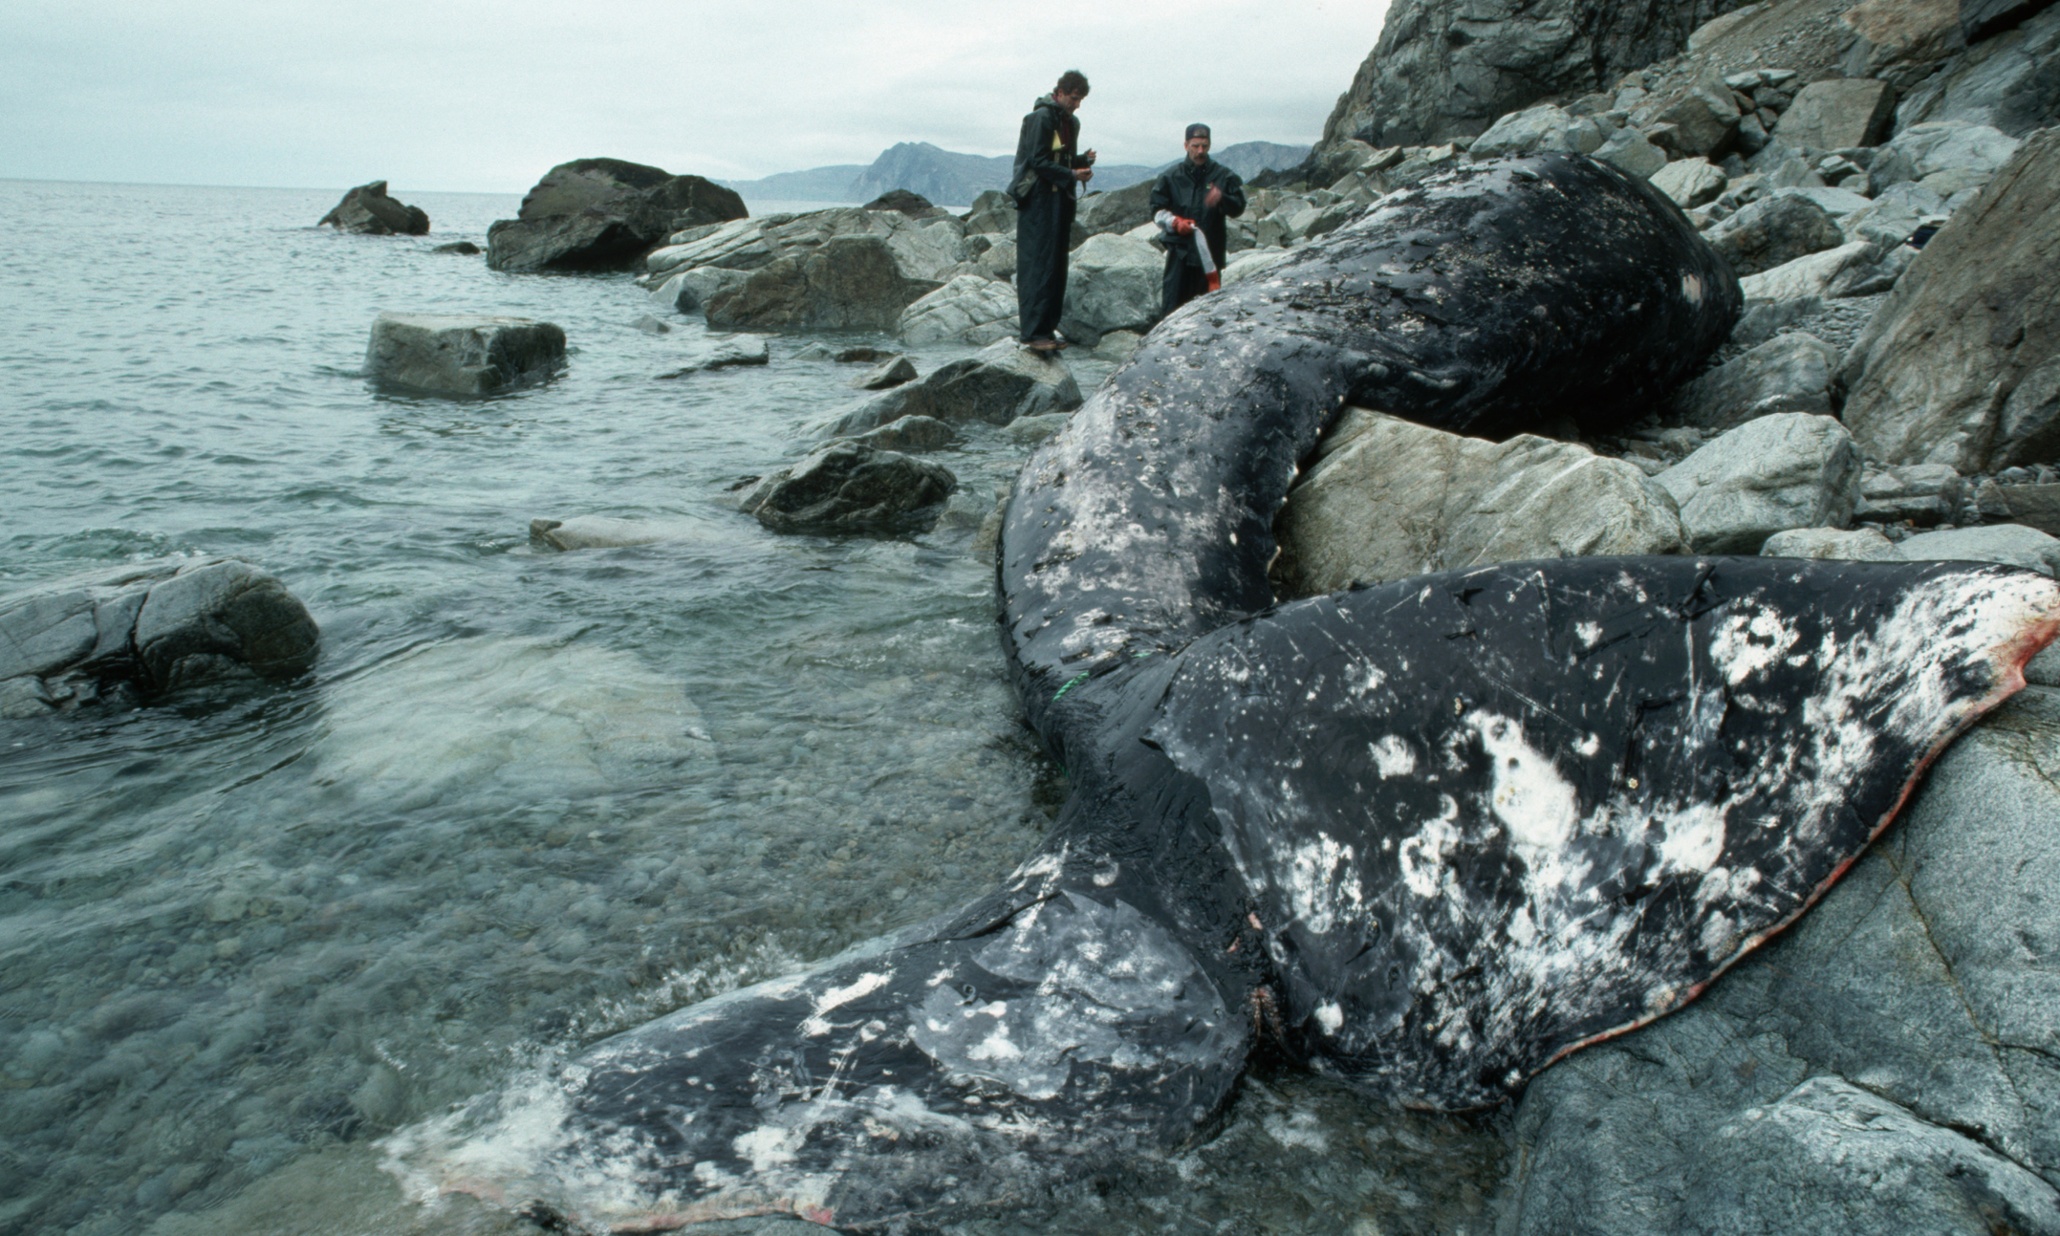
[722,139,1311,209]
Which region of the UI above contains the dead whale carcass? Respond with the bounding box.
[393,155,2060,1231]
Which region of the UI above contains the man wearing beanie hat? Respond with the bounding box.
[1149,123,1246,318]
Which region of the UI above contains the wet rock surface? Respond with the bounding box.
[818,339,1081,439]
[0,558,318,711]
[1654,412,1860,552]
[318,180,429,236]
[740,440,956,534]
[365,312,566,396]
[487,158,746,273]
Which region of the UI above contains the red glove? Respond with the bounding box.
[1172,216,1196,236]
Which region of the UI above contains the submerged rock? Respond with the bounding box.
[740,441,956,534]
[365,312,566,396]
[319,180,429,236]
[487,158,746,273]
[1275,410,1685,593]
[654,336,769,377]
[529,516,714,551]
[0,557,318,711]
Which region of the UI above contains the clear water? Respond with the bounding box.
[0,179,1505,1235]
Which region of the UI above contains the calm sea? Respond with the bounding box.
[0,178,1501,1235]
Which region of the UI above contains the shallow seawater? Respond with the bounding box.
[0,178,1507,1235]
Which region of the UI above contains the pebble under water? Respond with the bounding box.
[0,178,1506,1235]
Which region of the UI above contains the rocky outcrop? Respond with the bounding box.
[1058,232,1162,346]
[1771,76,1898,148]
[1705,191,1846,274]
[365,312,566,396]
[643,207,967,332]
[863,189,943,217]
[897,275,1016,346]
[1275,410,1685,594]
[1842,128,2060,471]
[1319,0,1744,149]
[739,441,955,534]
[819,340,1081,439]
[1654,413,1860,552]
[0,558,318,713]
[318,181,429,235]
[850,355,916,390]
[1075,180,1157,240]
[486,158,746,273]
[1896,2,2060,135]
[1497,683,2060,1235]
[961,190,1014,235]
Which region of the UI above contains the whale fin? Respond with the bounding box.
[1144,555,2060,1110]
[394,887,1249,1232]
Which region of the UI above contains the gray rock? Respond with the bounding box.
[1706,192,1845,276]
[1759,526,1900,559]
[1670,332,1838,429]
[1855,463,1966,525]
[0,558,318,708]
[1985,482,2060,536]
[318,180,429,236]
[818,340,1082,438]
[1092,330,1143,364]
[1840,180,1951,248]
[1728,296,1822,348]
[364,312,566,397]
[654,336,769,378]
[311,181,424,236]
[1003,413,1074,446]
[1737,240,1898,301]
[486,158,746,273]
[648,265,751,315]
[529,516,712,551]
[1468,104,1606,159]
[1871,121,2023,200]
[1772,78,1898,150]
[961,190,1014,235]
[1057,232,1163,346]
[632,315,671,335]
[896,275,1016,346]
[1498,683,2060,1236]
[1321,0,1738,149]
[851,356,916,391]
[1650,68,1743,158]
[1654,412,1860,553]
[1075,179,1157,240]
[1839,0,1966,88]
[740,441,955,534]
[432,241,481,255]
[1593,127,1669,179]
[1962,0,2055,41]
[1274,409,1684,594]
[1893,523,2060,574]
[1843,129,2060,471]
[705,233,948,333]
[1896,2,2060,137]
[862,189,943,218]
[1650,157,1727,208]
[845,415,958,453]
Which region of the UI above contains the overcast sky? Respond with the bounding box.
[0,1,1388,193]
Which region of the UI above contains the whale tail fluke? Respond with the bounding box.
[385,887,1250,1232]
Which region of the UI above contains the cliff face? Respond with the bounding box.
[1324,0,1749,147]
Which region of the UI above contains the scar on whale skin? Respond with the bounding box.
[387,154,2060,1232]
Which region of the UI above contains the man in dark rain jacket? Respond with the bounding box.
[1010,70,1096,352]
[1149,123,1246,319]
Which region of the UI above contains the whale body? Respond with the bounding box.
[399,156,2060,1232]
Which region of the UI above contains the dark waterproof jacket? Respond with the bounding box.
[1010,96,1082,206]
[1149,158,1246,267]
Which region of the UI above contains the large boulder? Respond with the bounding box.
[962,190,1014,236]
[1896,2,2060,137]
[1870,121,2023,199]
[1838,0,1964,88]
[1842,128,2060,471]
[739,441,955,535]
[1654,412,1860,553]
[0,558,318,713]
[1894,523,2060,574]
[1058,232,1163,346]
[1650,157,1728,208]
[1737,239,1908,300]
[819,339,1081,438]
[1320,0,1742,148]
[1649,68,1744,158]
[318,180,429,235]
[1705,191,1846,276]
[897,275,1017,346]
[1467,104,1607,159]
[486,158,746,273]
[1274,410,1685,594]
[1496,683,2060,1234]
[706,235,939,332]
[365,312,565,396]
[1669,332,1839,430]
[1075,179,1157,240]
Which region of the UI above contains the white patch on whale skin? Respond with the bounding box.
[1315,1002,1344,1034]
[733,1125,800,1173]
[1575,621,1603,648]
[1370,735,1416,778]
[1681,273,1705,304]
[1711,610,1801,686]
[1467,711,1579,870]
[1398,796,1461,899]
[1656,804,1726,874]
[1280,834,1364,934]
[800,971,894,1037]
